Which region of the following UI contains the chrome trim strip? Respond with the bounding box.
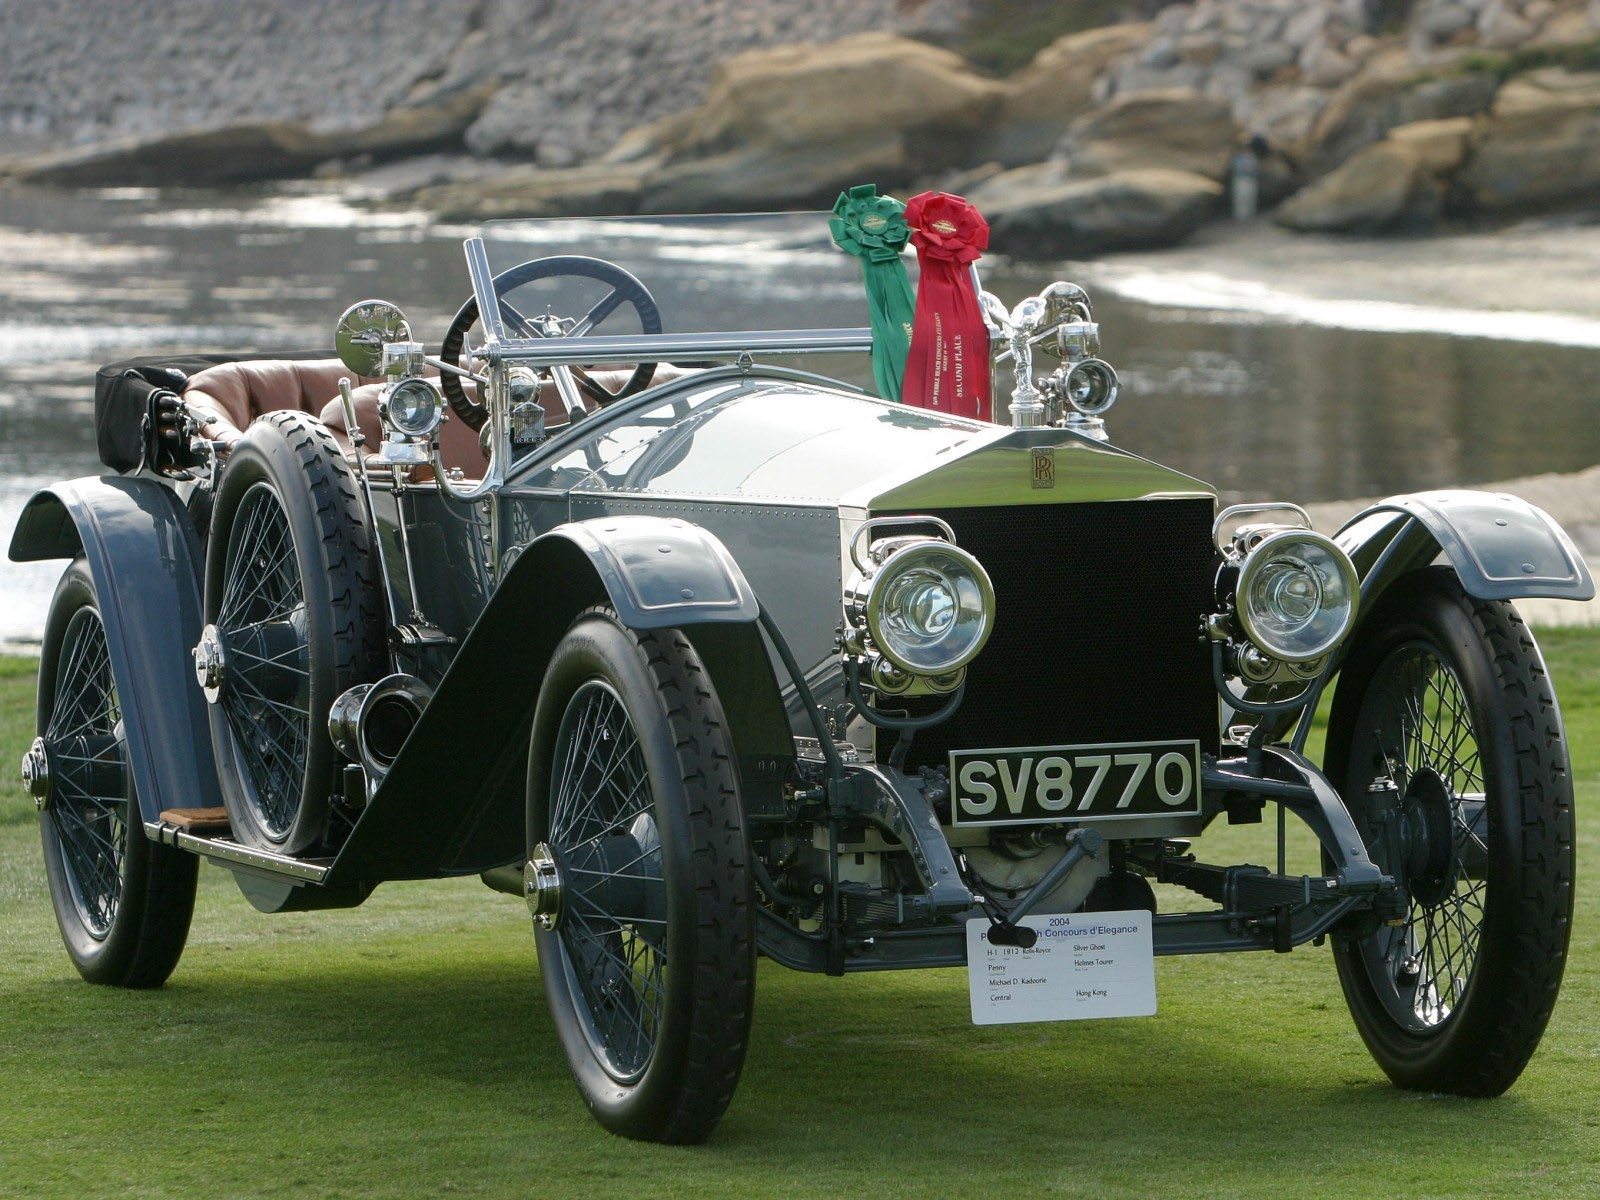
[491,327,874,367]
[145,821,330,882]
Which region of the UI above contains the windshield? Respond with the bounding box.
[465,212,894,388]
[479,211,871,334]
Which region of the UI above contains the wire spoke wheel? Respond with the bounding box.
[203,411,383,853]
[36,560,197,987]
[548,680,667,1082]
[1346,645,1486,1030]
[216,482,312,839]
[44,605,127,936]
[1326,568,1574,1095]
[528,611,752,1143]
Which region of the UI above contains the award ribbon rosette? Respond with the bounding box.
[903,191,991,421]
[829,184,915,403]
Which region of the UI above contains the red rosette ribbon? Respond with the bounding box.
[903,191,992,421]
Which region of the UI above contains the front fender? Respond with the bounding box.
[1336,488,1594,610]
[538,514,759,627]
[8,477,219,824]
[330,515,779,882]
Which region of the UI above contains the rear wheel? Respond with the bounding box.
[527,611,754,1143]
[1325,569,1574,1094]
[32,560,197,987]
[201,411,383,852]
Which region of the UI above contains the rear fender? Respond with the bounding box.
[1336,489,1594,617]
[330,515,787,881]
[8,477,219,824]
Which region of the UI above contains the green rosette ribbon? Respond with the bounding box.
[829,184,915,402]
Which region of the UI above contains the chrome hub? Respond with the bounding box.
[20,736,51,811]
[524,843,564,930]
[1398,769,1456,910]
[193,623,226,703]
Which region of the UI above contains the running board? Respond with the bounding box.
[146,820,331,883]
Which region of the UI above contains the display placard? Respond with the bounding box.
[966,911,1156,1025]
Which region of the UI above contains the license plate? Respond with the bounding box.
[949,739,1202,826]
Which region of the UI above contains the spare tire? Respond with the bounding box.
[200,411,385,853]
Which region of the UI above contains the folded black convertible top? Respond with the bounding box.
[93,350,326,472]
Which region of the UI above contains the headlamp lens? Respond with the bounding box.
[385,378,441,438]
[1064,358,1119,415]
[865,543,994,675]
[1237,532,1358,662]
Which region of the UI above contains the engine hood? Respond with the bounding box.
[514,377,1214,511]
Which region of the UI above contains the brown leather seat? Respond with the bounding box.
[187,358,689,482]
[181,359,374,451]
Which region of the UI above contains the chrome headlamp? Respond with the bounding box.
[1235,530,1359,663]
[379,377,443,440]
[844,518,996,689]
[1062,357,1119,416]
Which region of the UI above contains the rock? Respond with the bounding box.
[1178,32,1224,66]
[1275,139,1441,232]
[1345,34,1379,60]
[1478,0,1539,46]
[1418,3,1476,41]
[412,161,654,222]
[1244,40,1298,80]
[1284,5,1331,51]
[600,111,698,166]
[13,81,496,186]
[640,131,910,212]
[1303,41,1361,87]
[1304,53,1499,176]
[988,22,1151,168]
[602,32,1003,212]
[1054,88,1239,183]
[969,164,1222,258]
[1241,85,1333,155]
[1460,69,1600,213]
[1103,61,1211,97]
[1387,115,1473,172]
[1141,35,1181,69]
[662,34,1000,166]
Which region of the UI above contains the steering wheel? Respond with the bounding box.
[439,255,662,431]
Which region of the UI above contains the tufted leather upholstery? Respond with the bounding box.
[181,359,375,450]
[185,358,688,481]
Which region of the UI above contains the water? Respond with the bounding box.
[4,184,1598,648]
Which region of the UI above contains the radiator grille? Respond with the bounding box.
[880,498,1221,771]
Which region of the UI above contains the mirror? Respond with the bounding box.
[336,300,411,376]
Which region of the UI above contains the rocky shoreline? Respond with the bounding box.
[6,0,1600,257]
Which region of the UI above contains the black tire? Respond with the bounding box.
[36,559,198,987]
[527,611,754,1143]
[203,411,384,853]
[1325,568,1575,1095]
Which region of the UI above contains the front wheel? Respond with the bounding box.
[33,560,197,986]
[527,611,754,1143]
[1325,568,1575,1095]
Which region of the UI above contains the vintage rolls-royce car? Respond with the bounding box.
[11,213,1590,1143]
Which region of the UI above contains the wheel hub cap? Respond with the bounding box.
[1398,769,1456,909]
[193,623,227,703]
[524,843,564,930]
[21,736,51,811]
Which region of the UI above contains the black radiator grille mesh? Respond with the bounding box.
[881,498,1221,771]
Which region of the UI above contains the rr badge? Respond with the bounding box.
[1031,448,1055,488]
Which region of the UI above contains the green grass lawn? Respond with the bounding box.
[2,634,1598,1198]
